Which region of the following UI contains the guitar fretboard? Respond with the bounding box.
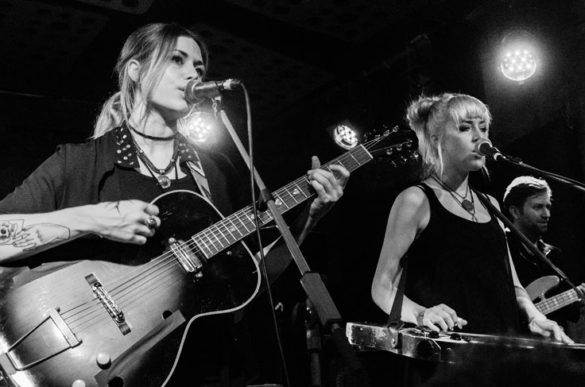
[536,286,584,315]
[191,145,373,259]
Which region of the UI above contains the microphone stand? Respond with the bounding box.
[474,190,585,305]
[493,154,585,194]
[212,96,368,386]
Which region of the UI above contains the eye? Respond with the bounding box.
[479,126,488,133]
[171,55,184,65]
[195,65,205,77]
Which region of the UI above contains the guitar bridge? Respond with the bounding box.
[85,274,131,335]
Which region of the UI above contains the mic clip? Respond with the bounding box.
[507,155,523,163]
[211,96,221,116]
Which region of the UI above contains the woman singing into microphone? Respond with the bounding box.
[370,93,572,386]
[371,92,571,340]
[0,22,349,385]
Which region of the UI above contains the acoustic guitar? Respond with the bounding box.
[0,126,418,387]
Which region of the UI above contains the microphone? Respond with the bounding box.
[184,79,241,104]
[476,139,505,161]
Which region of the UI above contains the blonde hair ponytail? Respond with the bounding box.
[93,92,124,138]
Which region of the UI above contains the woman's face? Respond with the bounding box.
[149,36,205,121]
[440,115,489,173]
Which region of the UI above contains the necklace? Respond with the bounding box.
[128,124,176,141]
[431,175,477,220]
[132,138,179,189]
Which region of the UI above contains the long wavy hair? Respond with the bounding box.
[406,93,492,179]
[93,23,209,138]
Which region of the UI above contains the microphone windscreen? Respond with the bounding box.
[477,140,496,157]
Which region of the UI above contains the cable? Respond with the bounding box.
[241,83,292,387]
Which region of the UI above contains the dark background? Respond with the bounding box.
[2,0,585,386]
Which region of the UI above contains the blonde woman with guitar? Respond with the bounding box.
[0,23,349,387]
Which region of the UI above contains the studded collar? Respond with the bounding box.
[113,124,200,169]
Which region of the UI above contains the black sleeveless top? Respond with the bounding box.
[116,165,200,202]
[404,184,521,335]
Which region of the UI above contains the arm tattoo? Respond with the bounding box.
[0,220,23,244]
[0,219,71,252]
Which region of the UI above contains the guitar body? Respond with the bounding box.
[0,190,260,387]
[525,275,560,302]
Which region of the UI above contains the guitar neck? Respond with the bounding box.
[191,145,373,258]
[536,286,583,315]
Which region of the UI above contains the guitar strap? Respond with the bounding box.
[185,154,212,201]
[387,260,407,326]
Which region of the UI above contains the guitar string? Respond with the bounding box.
[23,140,413,335]
[63,261,182,327]
[62,176,311,322]
[66,165,358,328]
[71,147,400,333]
[64,181,309,329]
[126,151,369,269]
[535,283,585,314]
[69,266,183,331]
[70,276,182,332]
[60,147,377,331]
[67,264,195,329]
[62,180,320,327]
[14,147,377,333]
[539,290,574,313]
[65,184,315,329]
[64,161,346,329]
[63,173,319,327]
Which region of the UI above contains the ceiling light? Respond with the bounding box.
[499,29,539,83]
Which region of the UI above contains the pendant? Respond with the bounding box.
[157,174,171,189]
[461,199,474,213]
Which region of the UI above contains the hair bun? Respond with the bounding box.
[406,95,439,130]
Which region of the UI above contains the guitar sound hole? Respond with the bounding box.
[108,377,124,387]
[162,310,173,319]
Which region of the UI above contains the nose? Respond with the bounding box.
[471,127,486,146]
[185,65,201,82]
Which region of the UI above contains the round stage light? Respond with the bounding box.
[500,49,537,82]
[179,110,218,146]
[499,30,539,83]
[333,124,359,150]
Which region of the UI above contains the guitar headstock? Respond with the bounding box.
[362,125,420,169]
